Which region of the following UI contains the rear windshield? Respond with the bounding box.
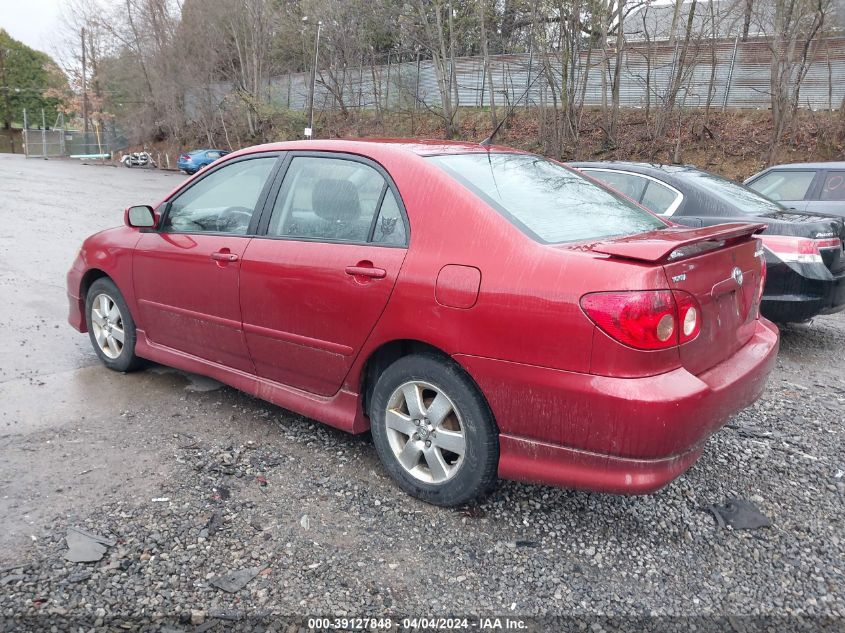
[683,169,784,216]
[428,153,666,243]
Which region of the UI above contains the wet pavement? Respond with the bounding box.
[0,155,190,553]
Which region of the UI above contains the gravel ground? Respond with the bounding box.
[0,156,843,632]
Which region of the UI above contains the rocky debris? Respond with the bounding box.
[63,527,115,563]
[210,565,267,593]
[704,499,773,530]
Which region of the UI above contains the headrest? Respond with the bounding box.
[312,179,360,222]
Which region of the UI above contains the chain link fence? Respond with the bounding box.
[215,35,845,116]
[21,109,128,160]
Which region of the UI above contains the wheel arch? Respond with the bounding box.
[359,339,496,431]
[80,268,111,300]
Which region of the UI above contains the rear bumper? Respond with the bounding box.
[762,261,845,322]
[456,318,779,494]
[498,437,704,495]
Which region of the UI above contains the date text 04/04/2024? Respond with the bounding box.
[306,617,527,630]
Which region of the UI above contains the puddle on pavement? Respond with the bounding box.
[147,366,223,392]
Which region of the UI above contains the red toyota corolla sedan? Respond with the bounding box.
[67,139,779,506]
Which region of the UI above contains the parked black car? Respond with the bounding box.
[745,162,845,219]
[570,161,845,323]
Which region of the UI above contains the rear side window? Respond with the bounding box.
[641,181,681,215]
[372,190,407,246]
[749,170,815,201]
[584,169,647,202]
[820,171,845,201]
[429,153,665,243]
[267,156,389,243]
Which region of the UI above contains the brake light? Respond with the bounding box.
[581,290,703,349]
[759,235,842,264]
[180,154,191,161]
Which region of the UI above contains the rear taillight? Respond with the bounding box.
[580,290,701,350]
[180,154,191,161]
[675,292,701,342]
[760,235,842,264]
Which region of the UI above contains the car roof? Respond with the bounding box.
[229,138,521,159]
[754,161,845,170]
[569,161,696,175]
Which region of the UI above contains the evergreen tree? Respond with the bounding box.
[0,29,67,129]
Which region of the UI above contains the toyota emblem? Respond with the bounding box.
[732,267,744,286]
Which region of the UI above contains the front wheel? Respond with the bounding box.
[85,278,143,372]
[369,354,499,506]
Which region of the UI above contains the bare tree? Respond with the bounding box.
[478,0,497,129]
[404,0,461,138]
[765,0,831,163]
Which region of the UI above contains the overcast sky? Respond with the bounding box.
[1,0,67,56]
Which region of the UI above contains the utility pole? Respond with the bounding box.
[81,27,89,136]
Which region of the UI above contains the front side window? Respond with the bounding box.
[267,156,390,243]
[163,157,276,234]
[748,170,815,201]
[820,171,845,201]
[429,153,665,244]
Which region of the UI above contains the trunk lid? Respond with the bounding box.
[591,223,765,375]
[758,210,845,275]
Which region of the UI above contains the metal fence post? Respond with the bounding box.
[723,36,739,111]
[41,109,47,158]
[22,108,28,157]
[59,112,66,156]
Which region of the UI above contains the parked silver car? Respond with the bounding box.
[745,162,845,218]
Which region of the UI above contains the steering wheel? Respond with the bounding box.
[216,206,254,233]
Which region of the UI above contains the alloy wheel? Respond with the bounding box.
[90,293,125,359]
[384,380,466,484]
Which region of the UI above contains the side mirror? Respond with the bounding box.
[125,205,157,228]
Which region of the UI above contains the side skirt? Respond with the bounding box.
[135,329,370,434]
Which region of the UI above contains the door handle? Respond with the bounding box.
[345,265,386,279]
[211,251,239,262]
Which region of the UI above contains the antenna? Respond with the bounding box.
[480,70,545,147]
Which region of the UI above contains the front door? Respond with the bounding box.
[240,154,409,395]
[133,155,279,372]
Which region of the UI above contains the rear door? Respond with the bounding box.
[133,154,280,372]
[239,153,409,396]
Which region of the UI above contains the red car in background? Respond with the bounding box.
[67,140,779,506]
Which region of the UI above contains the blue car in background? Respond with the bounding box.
[177,149,229,174]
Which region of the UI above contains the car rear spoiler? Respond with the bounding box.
[591,223,766,263]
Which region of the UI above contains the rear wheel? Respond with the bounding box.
[369,354,498,506]
[85,278,143,372]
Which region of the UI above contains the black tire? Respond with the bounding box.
[85,278,143,372]
[369,353,499,506]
